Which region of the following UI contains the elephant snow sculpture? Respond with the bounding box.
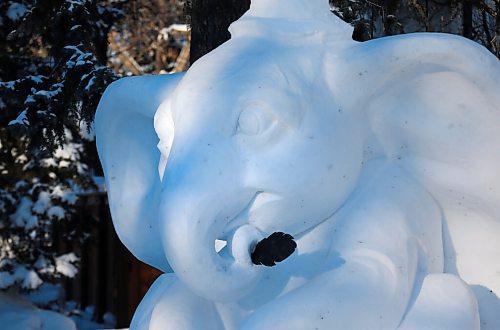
[95,0,500,329]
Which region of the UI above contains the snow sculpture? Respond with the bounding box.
[95,0,500,329]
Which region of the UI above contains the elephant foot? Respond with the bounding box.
[130,274,224,330]
[398,273,480,330]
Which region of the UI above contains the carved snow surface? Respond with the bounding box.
[95,0,500,329]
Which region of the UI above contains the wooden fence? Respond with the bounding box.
[60,193,161,328]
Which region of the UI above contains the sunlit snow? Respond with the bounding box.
[95,0,500,329]
[55,253,79,278]
[6,3,27,22]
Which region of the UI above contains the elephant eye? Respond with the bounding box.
[237,107,272,136]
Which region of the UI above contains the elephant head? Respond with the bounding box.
[153,43,365,301]
[96,0,500,310]
[96,0,366,302]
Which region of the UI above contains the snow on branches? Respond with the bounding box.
[0,0,122,293]
[0,0,121,153]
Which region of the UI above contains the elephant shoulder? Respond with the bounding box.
[345,33,500,211]
[330,32,500,298]
[329,31,500,219]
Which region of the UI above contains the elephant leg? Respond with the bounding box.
[240,251,413,330]
[398,273,479,330]
[130,274,224,330]
[149,279,224,330]
[130,274,175,330]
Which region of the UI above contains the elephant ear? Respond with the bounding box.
[329,34,500,298]
[95,74,183,272]
[329,33,500,209]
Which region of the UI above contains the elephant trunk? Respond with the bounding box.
[158,159,263,302]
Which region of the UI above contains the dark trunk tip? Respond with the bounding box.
[251,232,297,267]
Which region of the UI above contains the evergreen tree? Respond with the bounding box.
[109,0,187,75]
[186,1,499,59]
[0,0,121,297]
[331,0,499,57]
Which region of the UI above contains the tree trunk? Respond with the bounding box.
[495,0,500,57]
[189,0,250,63]
[462,0,473,38]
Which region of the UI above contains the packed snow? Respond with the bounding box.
[6,2,28,21]
[96,0,500,329]
[33,191,51,214]
[10,196,37,228]
[79,119,96,141]
[8,109,29,126]
[0,266,42,290]
[0,292,76,330]
[55,253,79,278]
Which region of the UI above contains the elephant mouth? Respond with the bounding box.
[215,191,288,266]
[218,192,261,237]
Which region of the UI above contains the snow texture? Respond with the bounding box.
[52,185,78,205]
[47,205,65,219]
[33,191,51,214]
[79,119,95,141]
[55,253,78,278]
[95,0,500,329]
[0,266,42,290]
[8,109,29,126]
[0,292,76,330]
[7,2,28,21]
[10,196,37,228]
[25,283,65,305]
